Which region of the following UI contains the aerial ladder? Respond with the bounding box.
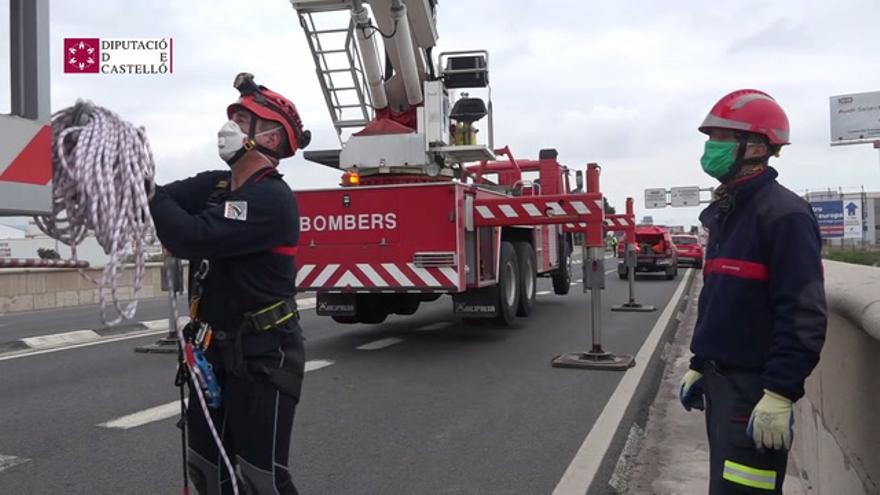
[287,0,612,329]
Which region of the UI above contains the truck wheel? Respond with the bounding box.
[618,272,628,280]
[514,242,536,317]
[495,241,520,325]
[665,267,676,280]
[552,241,572,295]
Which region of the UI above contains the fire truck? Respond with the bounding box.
[288,0,607,325]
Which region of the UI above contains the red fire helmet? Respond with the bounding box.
[699,89,790,146]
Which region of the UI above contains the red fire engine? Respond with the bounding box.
[289,0,606,325]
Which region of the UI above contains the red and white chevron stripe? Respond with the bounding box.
[604,216,633,229]
[563,216,633,232]
[474,197,604,224]
[296,262,461,291]
[0,116,52,215]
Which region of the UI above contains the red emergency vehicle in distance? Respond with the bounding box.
[616,225,679,280]
[671,234,704,269]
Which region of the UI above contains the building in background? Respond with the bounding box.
[0,220,111,266]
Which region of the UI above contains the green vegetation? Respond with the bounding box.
[823,247,880,267]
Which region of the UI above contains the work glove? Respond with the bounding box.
[678,369,705,411]
[747,390,794,450]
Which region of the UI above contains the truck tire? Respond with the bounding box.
[552,240,572,295]
[665,267,677,280]
[495,241,520,325]
[514,242,537,317]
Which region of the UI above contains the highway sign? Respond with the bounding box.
[829,91,880,144]
[644,188,667,209]
[670,186,701,207]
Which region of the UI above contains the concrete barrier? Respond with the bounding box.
[0,262,178,313]
[792,260,880,495]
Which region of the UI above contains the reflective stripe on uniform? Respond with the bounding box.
[723,460,777,490]
[704,258,769,281]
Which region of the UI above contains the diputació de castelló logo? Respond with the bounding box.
[64,37,173,75]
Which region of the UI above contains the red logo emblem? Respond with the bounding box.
[64,38,100,73]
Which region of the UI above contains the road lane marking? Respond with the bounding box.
[304,359,335,372]
[20,329,100,349]
[0,454,30,473]
[99,401,182,430]
[416,322,453,331]
[141,317,189,331]
[297,297,317,310]
[0,296,320,361]
[537,291,552,296]
[605,269,616,275]
[357,337,404,351]
[99,359,336,429]
[0,328,169,362]
[553,269,693,495]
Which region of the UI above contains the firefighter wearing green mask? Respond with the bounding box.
[681,90,827,494]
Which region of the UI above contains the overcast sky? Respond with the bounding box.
[5,0,880,228]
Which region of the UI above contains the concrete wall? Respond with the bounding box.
[792,260,880,495]
[0,262,173,313]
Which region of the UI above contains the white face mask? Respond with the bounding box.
[216,120,281,164]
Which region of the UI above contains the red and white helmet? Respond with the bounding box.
[227,72,311,158]
[699,89,790,146]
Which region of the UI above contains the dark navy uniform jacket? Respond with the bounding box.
[149,167,299,333]
[690,167,826,401]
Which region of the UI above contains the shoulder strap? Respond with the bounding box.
[204,176,231,209]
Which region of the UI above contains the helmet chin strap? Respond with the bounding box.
[225,119,282,167]
[720,134,771,184]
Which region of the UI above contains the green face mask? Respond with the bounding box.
[700,140,738,180]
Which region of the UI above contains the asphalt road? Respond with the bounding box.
[0,262,686,494]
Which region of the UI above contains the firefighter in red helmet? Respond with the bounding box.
[149,73,310,495]
[679,89,827,494]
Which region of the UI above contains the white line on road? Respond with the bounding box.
[304,359,335,373]
[356,337,404,351]
[99,401,183,430]
[1,296,320,361]
[0,454,30,473]
[552,269,693,495]
[416,322,453,331]
[297,297,317,310]
[537,291,552,296]
[0,328,168,362]
[99,359,336,430]
[605,269,617,275]
[20,329,100,349]
[141,317,190,331]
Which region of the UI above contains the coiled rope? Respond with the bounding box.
[35,101,155,326]
[40,101,239,493]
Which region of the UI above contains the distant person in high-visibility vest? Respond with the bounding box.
[679,89,827,494]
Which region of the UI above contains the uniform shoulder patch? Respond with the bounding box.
[224,201,248,221]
